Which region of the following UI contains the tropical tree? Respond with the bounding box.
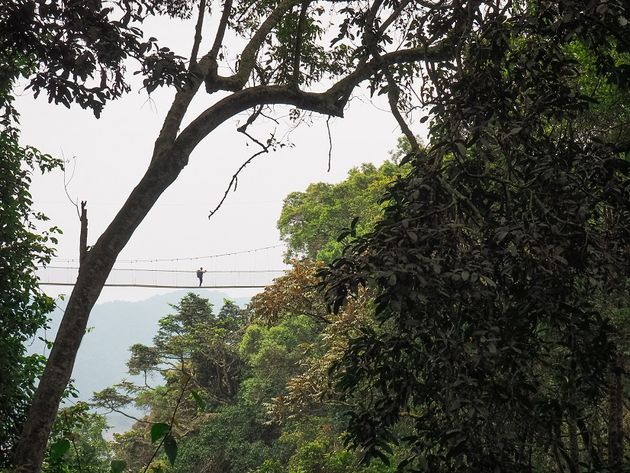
[0,104,60,469]
[323,2,630,472]
[0,29,62,468]
[278,161,405,262]
[5,1,476,467]
[42,402,112,473]
[105,155,410,471]
[92,294,246,470]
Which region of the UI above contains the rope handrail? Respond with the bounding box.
[39,283,269,289]
[40,266,288,274]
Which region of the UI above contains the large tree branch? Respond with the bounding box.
[209,0,233,62]
[182,41,455,156]
[205,0,301,93]
[176,85,345,154]
[189,0,207,68]
[362,0,420,152]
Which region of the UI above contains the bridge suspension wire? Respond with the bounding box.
[36,266,286,288]
[38,283,271,289]
[51,243,286,264]
[42,266,287,274]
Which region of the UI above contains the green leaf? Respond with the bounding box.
[163,433,178,465]
[190,390,206,411]
[454,141,467,156]
[150,422,170,443]
[111,459,127,473]
[49,438,71,460]
[350,216,360,230]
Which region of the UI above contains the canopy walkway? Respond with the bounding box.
[37,267,286,288]
[36,245,288,289]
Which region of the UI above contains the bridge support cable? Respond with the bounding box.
[36,266,288,289]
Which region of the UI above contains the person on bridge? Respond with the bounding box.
[196,267,206,287]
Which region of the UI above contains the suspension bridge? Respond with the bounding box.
[36,245,289,289]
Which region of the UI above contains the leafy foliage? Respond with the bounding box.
[42,402,113,473]
[10,0,536,466]
[7,0,629,470]
[278,162,405,262]
[94,295,247,470]
[0,41,61,468]
[323,2,630,472]
[0,0,193,116]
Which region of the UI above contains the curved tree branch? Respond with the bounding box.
[205,0,301,93]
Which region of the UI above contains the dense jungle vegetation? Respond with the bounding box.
[1,0,628,471]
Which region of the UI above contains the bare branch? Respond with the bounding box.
[386,75,420,152]
[151,84,203,164]
[205,0,301,93]
[208,108,276,218]
[189,0,207,68]
[79,201,88,265]
[101,407,150,425]
[363,5,422,152]
[326,115,333,172]
[61,152,82,219]
[209,0,233,61]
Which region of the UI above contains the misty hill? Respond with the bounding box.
[30,290,250,433]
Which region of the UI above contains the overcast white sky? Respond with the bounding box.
[16,14,423,303]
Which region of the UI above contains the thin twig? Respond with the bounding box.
[326,115,333,172]
[209,108,276,218]
[142,375,191,473]
[386,75,420,152]
[61,152,80,219]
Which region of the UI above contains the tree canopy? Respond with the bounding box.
[323,2,630,472]
[6,0,485,464]
[4,0,630,471]
[278,161,404,262]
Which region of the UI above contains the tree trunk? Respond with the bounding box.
[608,353,624,473]
[79,201,88,265]
[568,414,579,473]
[12,155,186,471]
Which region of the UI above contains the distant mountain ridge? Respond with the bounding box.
[30,290,250,433]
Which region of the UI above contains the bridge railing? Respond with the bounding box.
[36,266,287,288]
